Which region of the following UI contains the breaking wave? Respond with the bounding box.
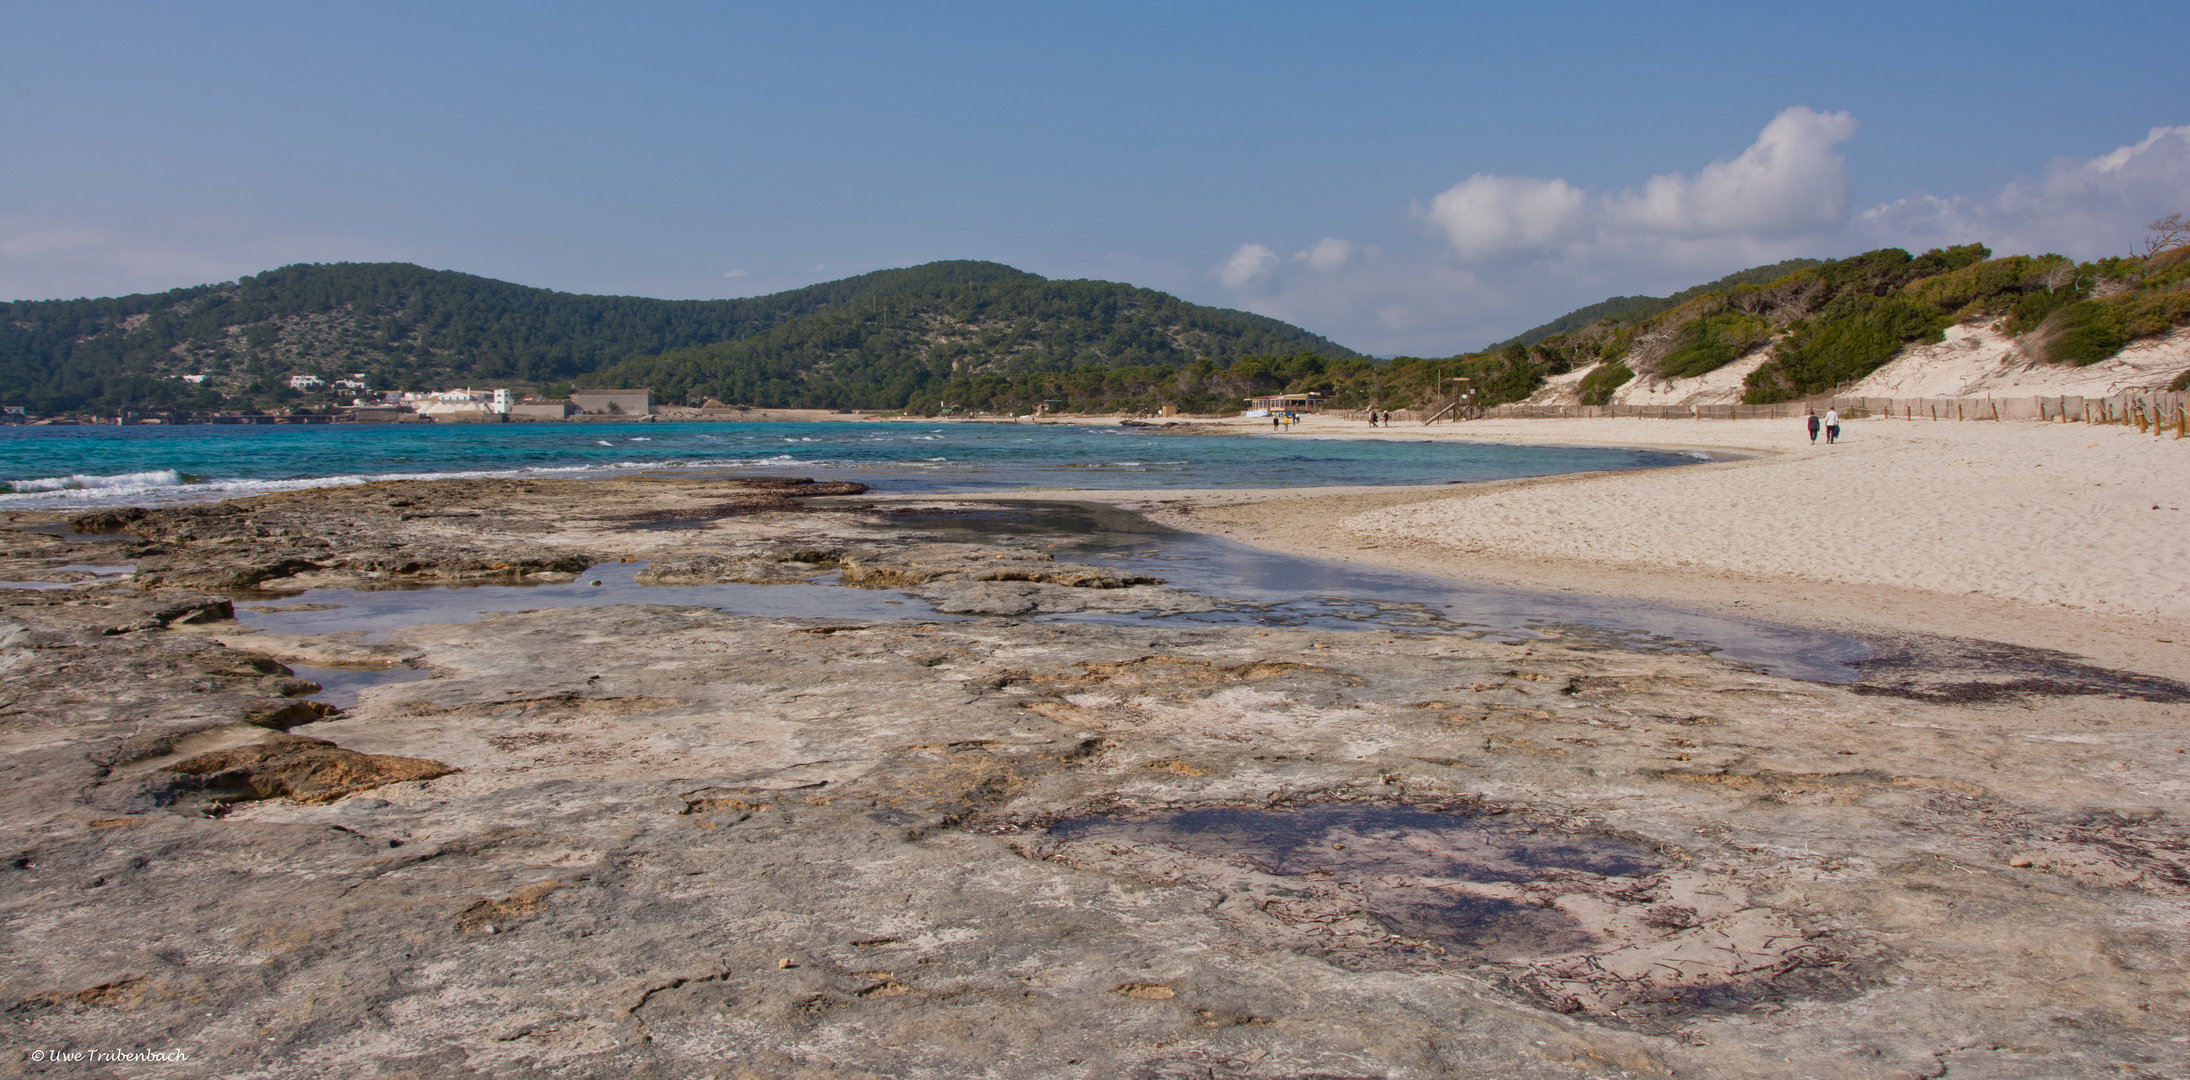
[0,455,888,509]
[3,469,191,494]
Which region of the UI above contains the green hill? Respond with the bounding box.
[0,261,1358,415]
[581,275,1365,414]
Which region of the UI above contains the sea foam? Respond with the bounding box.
[3,469,189,494]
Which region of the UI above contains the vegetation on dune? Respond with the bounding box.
[1655,312,1772,379]
[1575,362,1634,406]
[1465,224,2186,409]
[1739,232,2189,400]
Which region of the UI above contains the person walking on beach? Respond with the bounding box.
[1807,411,1820,444]
[1824,407,1841,444]
[1271,414,1280,431]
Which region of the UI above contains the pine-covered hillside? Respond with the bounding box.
[581,274,1362,413]
[0,261,1357,415]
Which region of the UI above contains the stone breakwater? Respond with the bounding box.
[0,476,2186,1079]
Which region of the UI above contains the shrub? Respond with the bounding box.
[2103,291,2190,339]
[1904,255,2032,314]
[1477,354,1547,404]
[2005,289,2078,336]
[1907,244,1992,278]
[1576,362,1633,405]
[2041,301,2129,365]
[1656,313,1768,378]
[1742,295,1939,403]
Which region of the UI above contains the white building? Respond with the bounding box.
[179,374,207,384]
[288,375,325,390]
[406,387,516,421]
[401,388,484,405]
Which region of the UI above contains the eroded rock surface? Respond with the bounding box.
[636,539,1213,616]
[56,475,870,591]
[2,485,2187,1079]
[163,732,455,806]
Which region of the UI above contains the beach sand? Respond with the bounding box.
[1038,413,2189,677]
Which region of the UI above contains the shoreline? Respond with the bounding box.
[10,413,2184,677]
[0,416,1695,511]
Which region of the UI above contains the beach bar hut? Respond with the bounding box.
[1242,392,1325,418]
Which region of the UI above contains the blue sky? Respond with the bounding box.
[3,1,2185,354]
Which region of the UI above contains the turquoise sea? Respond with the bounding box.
[0,421,1701,507]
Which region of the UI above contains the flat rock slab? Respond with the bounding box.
[3,481,2187,1078]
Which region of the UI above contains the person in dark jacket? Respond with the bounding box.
[1807,411,1820,443]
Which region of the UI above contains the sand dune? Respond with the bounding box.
[1848,323,2190,398]
[1517,325,2190,408]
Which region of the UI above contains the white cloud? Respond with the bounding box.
[1214,242,1280,289]
[1859,126,2190,259]
[721,268,749,278]
[1419,106,1857,260]
[1610,107,1858,238]
[1292,237,1356,272]
[1423,174,1589,259]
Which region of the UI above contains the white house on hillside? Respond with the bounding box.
[289,375,325,390]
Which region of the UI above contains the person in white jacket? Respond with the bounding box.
[1824,407,1841,444]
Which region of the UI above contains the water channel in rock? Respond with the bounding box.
[868,500,1869,682]
[214,496,1868,709]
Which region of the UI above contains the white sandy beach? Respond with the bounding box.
[1347,416,2187,617]
[1027,412,2190,676]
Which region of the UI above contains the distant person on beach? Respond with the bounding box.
[1807,411,1820,444]
[1367,411,1378,427]
[1271,415,1280,431]
[1825,407,1841,444]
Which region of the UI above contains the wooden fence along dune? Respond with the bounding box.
[1338,392,2190,434]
